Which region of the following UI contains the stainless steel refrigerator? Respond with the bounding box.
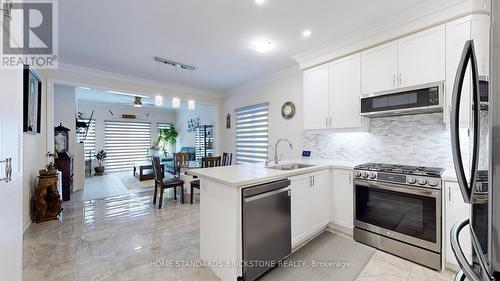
[450,1,499,280]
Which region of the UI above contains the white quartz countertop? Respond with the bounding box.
[188,159,356,187]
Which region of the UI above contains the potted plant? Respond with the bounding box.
[40,152,57,176]
[149,140,161,157]
[94,150,107,176]
[158,127,178,158]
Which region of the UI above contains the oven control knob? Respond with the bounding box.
[361,172,369,178]
[428,179,438,187]
[369,172,376,179]
[407,177,416,184]
[355,171,362,177]
[417,178,427,185]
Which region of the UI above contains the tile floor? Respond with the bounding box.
[71,172,145,201]
[23,191,457,281]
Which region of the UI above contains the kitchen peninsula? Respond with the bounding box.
[189,160,355,281]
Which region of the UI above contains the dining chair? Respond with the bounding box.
[222,152,233,166]
[190,156,222,204]
[152,156,185,209]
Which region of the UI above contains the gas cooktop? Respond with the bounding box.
[354,163,445,177]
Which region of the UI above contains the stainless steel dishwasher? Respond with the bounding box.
[242,179,291,281]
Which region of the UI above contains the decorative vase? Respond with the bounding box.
[94,166,105,176]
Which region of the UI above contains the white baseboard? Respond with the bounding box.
[23,218,32,233]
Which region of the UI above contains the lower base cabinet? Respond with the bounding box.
[444,181,472,268]
[290,170,330,247]
[331,169,354,231]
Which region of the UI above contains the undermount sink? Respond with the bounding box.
[266,163,316,171]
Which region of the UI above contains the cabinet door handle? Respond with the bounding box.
[312,176,315,186]
[325,118,328,127]
[392,74,396,87]
[0,158,12,183]
[449,186,451,202]
[398,73,402,86]
[349,174,352,184]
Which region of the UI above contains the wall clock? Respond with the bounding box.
[281,101,295,119]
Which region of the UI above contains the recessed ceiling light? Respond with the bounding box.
[154,96,163,107]
[251,40,273,53]
[302,30,312,38]
[172,98,181,109]
[78,87,91,90]
[254,0,266,6]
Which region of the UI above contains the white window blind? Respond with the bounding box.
[77,119,96,160]
[235,103,269,164]
[157,122,172,133]
[105,121,151,172]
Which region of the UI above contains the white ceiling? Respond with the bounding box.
[60,0,448,93]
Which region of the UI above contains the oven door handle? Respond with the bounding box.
[354,180,440,197]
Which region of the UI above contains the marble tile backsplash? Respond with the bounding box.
[301,113,470,170]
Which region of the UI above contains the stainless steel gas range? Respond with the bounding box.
[352,163,444,271]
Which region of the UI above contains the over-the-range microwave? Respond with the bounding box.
[360,82,444,118]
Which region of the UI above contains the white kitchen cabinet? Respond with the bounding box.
[331,53,362,129]
[361,25,445,95]
[290,173,314,246]
[444,181,472,268]
[361,41,398,94]
[397,25,445,88]
[445,15,490,128]
[303,54,364,131]
[445,17,472,128]
[309,170,331,233]
[290,170,330,247]
[303,64,331,130]
[331,169,354,230]
[471,15,490,77]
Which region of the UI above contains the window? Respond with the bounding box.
[157,122,172,133]
[235,103,269,164]
[105,121,151,172]
[157,122,173,156]
[76,119,96,160]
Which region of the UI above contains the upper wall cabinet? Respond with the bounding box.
[444,15,490,128]
[361,41,398,94]
[303,64,331,130]
[330,53,362,129]
[397,25,445,88]
[471,16,490,77]
[303,53,364,131]
[361,25,445,95]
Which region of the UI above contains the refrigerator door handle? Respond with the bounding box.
[450,40,481,204]
[470,226,494,280]
[451,218,481,281]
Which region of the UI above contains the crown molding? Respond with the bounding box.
[56,63,224,99]
[292,0,489,69]
[225,65,300,96]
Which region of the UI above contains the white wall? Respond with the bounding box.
[22,80,47,232]
[176,103,216,151]
[221,71,303,161]
[78,102,177,155]
[53,85,86,192]
[54,85,77,151]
